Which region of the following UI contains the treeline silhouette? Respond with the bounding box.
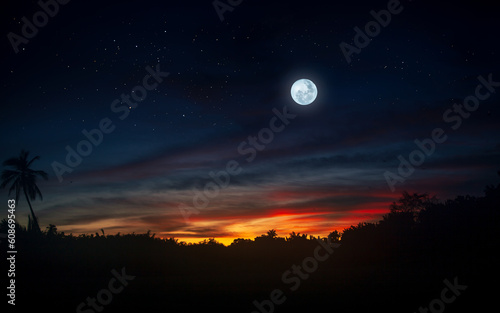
[1,182,498,313]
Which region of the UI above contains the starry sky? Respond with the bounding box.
[1,0,499,245]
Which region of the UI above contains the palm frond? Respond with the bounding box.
[27,155,41,168]
[2,157,21,167]
[0,170,18,188]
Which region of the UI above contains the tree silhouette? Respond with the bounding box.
[389,191,434,221]
[328,230,341,242]
[287,231,300,241]
[46,224,58,238]
[287,231,311,242]
[266,229,278,238]
[1,150,48,232]
[230,238,253,247]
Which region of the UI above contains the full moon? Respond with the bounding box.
[291,79,318,105]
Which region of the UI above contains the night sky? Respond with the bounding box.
[1,0,499,245]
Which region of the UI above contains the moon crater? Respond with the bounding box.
[291,79,318,105]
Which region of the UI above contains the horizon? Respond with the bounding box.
[6,180,497,247]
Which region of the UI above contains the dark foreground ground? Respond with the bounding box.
[2,185,498,313]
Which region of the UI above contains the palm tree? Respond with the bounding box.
[1,150,48,232]
[266,229,278,238]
